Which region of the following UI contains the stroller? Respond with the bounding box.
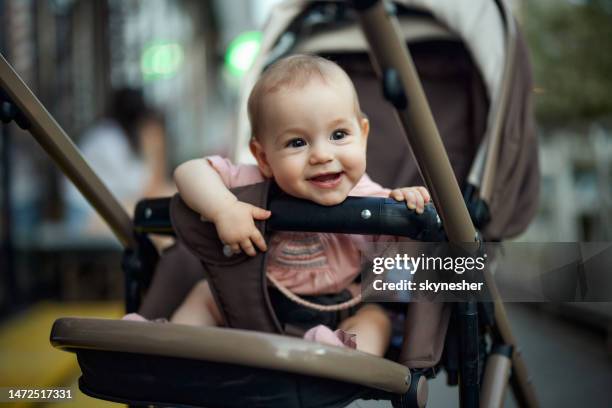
[0,0,539,407]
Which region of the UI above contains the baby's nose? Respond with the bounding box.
[309,144,333,164]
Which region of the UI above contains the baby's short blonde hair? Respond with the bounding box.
[247,54,363,140]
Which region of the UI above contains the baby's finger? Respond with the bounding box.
[240,239,257,257]
[390,189,404,201]
[414,190,425,214]
[251,206,272,220]
[417,186,431,203]
[404,190,417,210]
[251,230,268,253]
[230,243,241,254]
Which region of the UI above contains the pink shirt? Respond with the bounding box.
[207,156,391,295]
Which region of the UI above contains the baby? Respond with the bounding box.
[129,55,430,356]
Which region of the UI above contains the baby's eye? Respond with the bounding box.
[285,138,307,148]
[330,130,349,141]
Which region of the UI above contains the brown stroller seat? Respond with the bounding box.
[0,0,540,407]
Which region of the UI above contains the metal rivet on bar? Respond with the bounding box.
[361,209,372,219]
[144,208,153,219]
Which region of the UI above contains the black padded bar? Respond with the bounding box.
[268,196,444,241]
[135,196,445,241]
[134,198,174,235]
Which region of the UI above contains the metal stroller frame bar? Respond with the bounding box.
[0,1,539,406]
[351,1,538,407]
[0,53,135,250]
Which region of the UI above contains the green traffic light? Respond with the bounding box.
[141,42,184,80]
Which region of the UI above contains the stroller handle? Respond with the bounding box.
[134,196,445,241]
[267,196,444,241]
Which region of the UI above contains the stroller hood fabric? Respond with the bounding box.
[481,32,539,240]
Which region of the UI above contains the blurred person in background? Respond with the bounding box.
[63,87,175,236]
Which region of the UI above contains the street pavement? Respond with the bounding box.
[349,303,612,407]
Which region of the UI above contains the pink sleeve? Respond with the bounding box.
[205,155,266,189]
[348,173,390,197]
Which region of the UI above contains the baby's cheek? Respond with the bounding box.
[348,151,367,180]
[273,173,293,191]
[270,158,299,182]
[274,171,304,197]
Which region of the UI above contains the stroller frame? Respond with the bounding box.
[0,1,539,406]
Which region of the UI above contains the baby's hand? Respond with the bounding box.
[212,201,271,256]
[389,186,431,214]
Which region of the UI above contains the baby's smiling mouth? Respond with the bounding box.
[307,172,344,188]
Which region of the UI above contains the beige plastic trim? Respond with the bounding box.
[51,317,411,394]
[0,53,135,249]
[486,276,540,407]
[416,374,428,408]
[480,353,511,408]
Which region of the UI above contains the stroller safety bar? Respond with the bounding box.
[268,195,444,241]
[50,317,411,394]
[134,197,174,235]
[134,195,445,241]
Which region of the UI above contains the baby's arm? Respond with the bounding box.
[174,159,270,256]
[174,158,238,221]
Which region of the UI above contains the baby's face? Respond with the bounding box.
[250,78,368,206]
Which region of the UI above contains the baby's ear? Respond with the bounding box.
[359,117,370,142]
[249,138,273,178]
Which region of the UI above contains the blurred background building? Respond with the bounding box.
[0,0,286,316]
[0,0,611,406]
[518,0,612,243]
